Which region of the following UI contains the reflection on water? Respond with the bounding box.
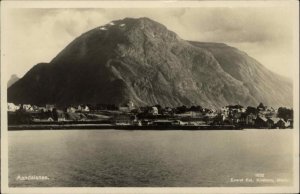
[9,129,293,187]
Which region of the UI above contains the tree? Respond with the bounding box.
[246,106,258,115]
[176,105,187,114]
[190,105,202,112]
[52,108,58,121]
[14,108,31,124]
[213,113,223,125]
[277,107,293,121]
[154,104,162,114]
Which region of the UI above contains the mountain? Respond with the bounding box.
[188,42,293,108]
[7,74,19,88]
[8,17,292,108]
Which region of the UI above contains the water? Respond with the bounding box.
[8,129,293,187]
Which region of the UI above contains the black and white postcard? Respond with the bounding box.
[1,1,299,193]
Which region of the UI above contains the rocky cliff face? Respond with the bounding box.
[8,17,292,108]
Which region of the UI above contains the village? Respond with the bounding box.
[7,101,293,129]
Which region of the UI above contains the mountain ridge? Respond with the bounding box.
[8,17,293,108]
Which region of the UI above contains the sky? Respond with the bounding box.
[3,6,298,81]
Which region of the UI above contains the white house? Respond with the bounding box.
[23,104,33,111]
[127,101,135,110]
[78,105,90,112]
[150,107,159,115]
[7,103,20,112]
[67,106,77,113]
[82,105,90,112]
[46,104,55,111]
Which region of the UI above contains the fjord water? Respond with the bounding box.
[9,130,293,187]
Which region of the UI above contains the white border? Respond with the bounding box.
[1,1,299,194]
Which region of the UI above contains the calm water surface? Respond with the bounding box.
[9,129,294,187]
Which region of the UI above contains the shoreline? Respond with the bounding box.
[8,124,243,131]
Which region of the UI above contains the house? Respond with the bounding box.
[38,107,47,112]
[58,117,66,122]
[227,105,244,112]
[118,101,135,113]
[56,110,66,121]
[162,107,173,116]
[83,106,90,112]
[47,117,54,122]
[205,112,218,118]
[266,118,289,129]
[276,119,287,129]
[22,104,33,111]
[32,105,41,112]
[78,105,90,112]
[223,118,234,125]
[7,103,20,112]
[221,105,244,121]
[240,107,246,113]
[221,106,230,119]
[46,104,55,111]
[287,119,293,128]
[127,101,135,110]
[255,116,268,128]
[246,113,256,126]
[257,103,266,111]
[78,113,87,121]
[239,113,247,124]
[266,117,280,129]
[66,112,81,121]
[266,107,276,115]
[133,120,142,126]
[232,112,242,123]
[150,107,159,115]
[239,113,256,126]
[67,106,77,113]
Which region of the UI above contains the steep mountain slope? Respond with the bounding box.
[189,42,293,107]
[8,17,292,108]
